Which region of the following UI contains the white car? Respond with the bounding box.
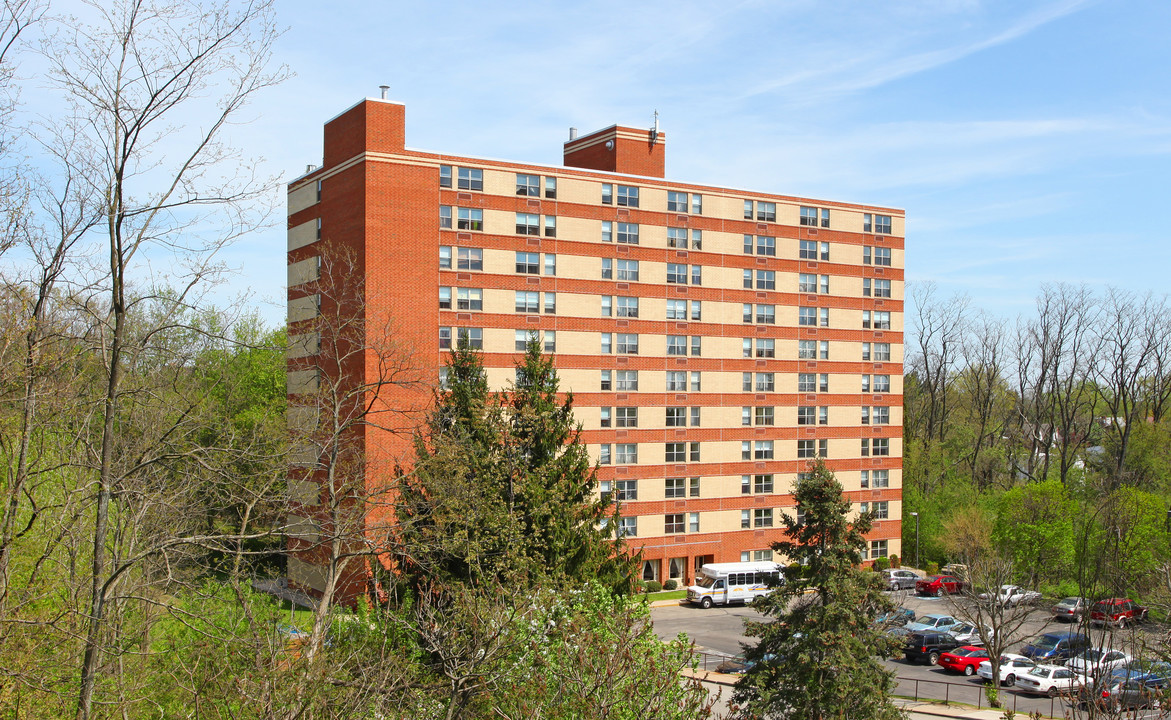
[949,623,994,646]
[978,584,1042,607]
[1014,664,1088,697]
[978,653,1036,687]
[1066,648,1132,678]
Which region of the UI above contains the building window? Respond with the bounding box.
[601,183,613,205]
[616,333,638,354]
[755,373,774,392]
[515,330,531,352]
[756,305,775,324]
[797,406,815,425]
[439,165,452,188]
[665,514,685,534]
[544,216,557,237]
[666,299,687,320]
[600,445,611,467]
[797,440,815,458]
[667,191,688,212]
[515,212,539,235]
[457,247,483,270]
[601,296,612,317]
[667,227,687,248]
[616,296,639,318]
[873,469,890,488]
[871,343,891,361]
[798,340,816,359]
[544,292,556,314]
[454,327,482,350]
[797,373,816,392]
[689,512,700,532]
[743,235,775,256]
[799,206,830,228]
[798,273,817,293]
[666,407,687,427]
[667,335,687,356]
[439,326,452,349]
[665,442,687,463]
[819,308,830,327]
[754,474,774,493]
[457,167,483,191]
[754,509,774,528]
[869,540,888,559]
[617,259,639,281]
[755,339,775,358]
[544,254,556,276]
[616,222,639,244]
[865,213,892,234]
[616,370,638,391]
[440,205,452,228]
[666,371,686,392]
[665,478,686,498]
[602,221,612,243]
[601,333,612,354]
[515,291,539,313]
[600,370,612,391]
[516,252,539,274]
[799,307,816,326]
[617,517,636,537]
[866,501,890,520]
[516,173,539,196]
[756,201,776,222]
[691,195,702,214]
[754,440,774,459]
[753,407,774,426]
[741,510,751,529]
[873,279,892,298]
[440,246,452,269]
[616,407,638,428]
[864,246,892,266]
[870,406,891,425]
[457,288,482,311]
[755,270,775,290]
[457,207,483,231]
[544,176,557,199]
[616,185,639,207]
[818,406,828,425]
[689,372,701,392]
[615,443,638,464]
[601,258,613,279]
[600,407,611,428]
[439,287,451,309]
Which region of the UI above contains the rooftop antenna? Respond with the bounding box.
[650,110,660,145]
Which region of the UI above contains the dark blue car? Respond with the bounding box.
[1020,631,1091,663]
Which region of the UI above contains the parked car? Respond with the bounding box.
[938,646,991,676]
[904,631,963,666]
[905,613,959,633]
[978,654,1036,687]
[1104,659,1171,686]
[1015,664,1088,698]
[978,584,1042,607]
[1066,648,1132,678]
[1090,598,1148,628]
[915,575,964,597]
[881,568,919,591]
[715,652,776,674]
[1051,596,1087,622]
[1079,674,1171,713]
[875,607,916,625]
[949,623,993,646]
[1019,631,1092,664]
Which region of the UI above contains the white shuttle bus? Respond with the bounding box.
[686,561,782,608]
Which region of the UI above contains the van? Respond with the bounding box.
[1020,631,1091,663]
[685,562,782,608]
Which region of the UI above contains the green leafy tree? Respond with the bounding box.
[992,478,1075,586]
[733,460,904,720]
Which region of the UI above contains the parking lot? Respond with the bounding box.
[650,589,1168,718]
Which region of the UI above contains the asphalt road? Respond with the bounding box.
[651,589,1167,719]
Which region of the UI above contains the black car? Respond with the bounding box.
[904,631,963,666]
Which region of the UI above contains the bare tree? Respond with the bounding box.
[907,282,969,445]
[34,1,289,716]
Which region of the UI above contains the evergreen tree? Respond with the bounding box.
[396,338,635,593]
[504,339,635,593]
[733,460,904,720]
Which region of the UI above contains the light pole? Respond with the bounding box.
[910,512,920,570]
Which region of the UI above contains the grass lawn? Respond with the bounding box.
[645,589,687,602]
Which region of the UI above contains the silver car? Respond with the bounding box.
[881,569,918,591]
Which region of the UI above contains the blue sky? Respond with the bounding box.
[217,0,1171,323]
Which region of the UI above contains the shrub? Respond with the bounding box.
[642,580,662,593]
[889,554,900,568]
[873,556,891,571]
[1041,579,1079,599]
[925,560,940,575]
[663,579,678,591]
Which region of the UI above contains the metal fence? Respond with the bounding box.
[692,651,1065,718]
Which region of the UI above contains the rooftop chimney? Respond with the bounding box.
[379,85,389,100]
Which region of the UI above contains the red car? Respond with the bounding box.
[938,646,991,676]
[1089,598,1147,628]
[916,575,964,597]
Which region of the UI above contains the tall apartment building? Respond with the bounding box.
[285,96,904,600]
